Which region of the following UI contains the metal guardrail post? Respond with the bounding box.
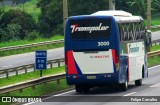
[50,62,53,68]
[32,85,35,90]
[58,60,60,67]
[34,64,36,71]
[6,71,9,78]
[19,89,23,93]
[0,73,65,94]
[24,66,27,74]
[57,79,60,85]
[15,68,18,76]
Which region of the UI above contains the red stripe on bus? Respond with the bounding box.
[67,50,78,74]
[112,49,116,65]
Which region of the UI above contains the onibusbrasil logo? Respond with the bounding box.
[71,23,109,33]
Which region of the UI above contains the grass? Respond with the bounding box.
[0,79,72,97]
[2,0,40,22]
[0,42,64,57]
[0,66,72,105]
[0,56,159,87]
[144,17,160,26]
[148,56,160,67]
[0,79,73,105]
[0,66,65,87]
[0,35,64,57]
[0,35,63,48]
[151,45,160,51]
[0,56,159,105]
[151,27,160,32]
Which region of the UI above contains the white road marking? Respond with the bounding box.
[123,92,136,96]
[148,65,160,70]
[54,90,75,96]
[23,102,37,105]
[150,83,160,87]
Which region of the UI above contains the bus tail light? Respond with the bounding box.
[115,51,119,71]
[112,50,119,71]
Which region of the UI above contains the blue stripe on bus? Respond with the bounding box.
[74,60,82,75]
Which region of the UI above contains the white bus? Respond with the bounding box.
[65,10,151,93]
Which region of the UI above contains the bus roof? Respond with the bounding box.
[91,10,143,23]
[91,10,132,17]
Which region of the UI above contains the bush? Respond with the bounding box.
[0,23,21,42]
[0,9,37,40]
[25,30,39,41]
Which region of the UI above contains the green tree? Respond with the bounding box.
[37,0,108,37]
[0,9,37,39]
[0,23,21,42]
[37,0,63,37]
[25,30,39,41]
[126,0,147,17]
[152,0,160,16]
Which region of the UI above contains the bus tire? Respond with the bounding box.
[120,76,128,91]
[135,79,142,86]
[75,85,90,93]
[75,85,83,93]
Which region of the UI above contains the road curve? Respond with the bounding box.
[0,31,160,71]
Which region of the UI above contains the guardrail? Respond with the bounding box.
[0,73,65,94]
[151,25,160,29]
[0,50,160,79]
[0,58,65,78]
[0,39,64,52]
[0,25,159,52]
[0,50,160,95]
[151,39,160,46]
[147,50,160,57]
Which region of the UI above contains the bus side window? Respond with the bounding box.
[122,24,126,41]
[118,23,122,42]
[129,23,133,41]
[141,22,146,39]
[135,22,139,40]
[124,23,128,41]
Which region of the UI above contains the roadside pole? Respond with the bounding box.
[109,0,115,10]
[63,0,68,28]
[147,0,151,52]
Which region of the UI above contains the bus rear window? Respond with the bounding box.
[70,18,111,40]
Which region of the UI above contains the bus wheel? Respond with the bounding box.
[75,85,83,93]
[120,77,128,91]
[75,85,90,93]
[135,79,142,86]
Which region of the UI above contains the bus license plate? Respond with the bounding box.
[87,76,96,79]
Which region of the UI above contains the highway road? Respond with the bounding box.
[27,65,160,105]
[0,31,160,71]
[151,31,160,41]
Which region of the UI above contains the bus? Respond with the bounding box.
[64,10,151,93]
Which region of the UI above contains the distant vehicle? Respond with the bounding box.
[64,10,151,93]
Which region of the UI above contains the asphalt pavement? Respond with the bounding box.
[27,65,160,105]
[0,48,64,70]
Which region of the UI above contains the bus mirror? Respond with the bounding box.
[145,30,152,46]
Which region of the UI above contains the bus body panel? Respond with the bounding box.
[65,16,120,85]
[73,50,114,74]
[127,41,145,81]
[65,13,148,87]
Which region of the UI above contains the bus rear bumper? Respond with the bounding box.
[66,73,119,85]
